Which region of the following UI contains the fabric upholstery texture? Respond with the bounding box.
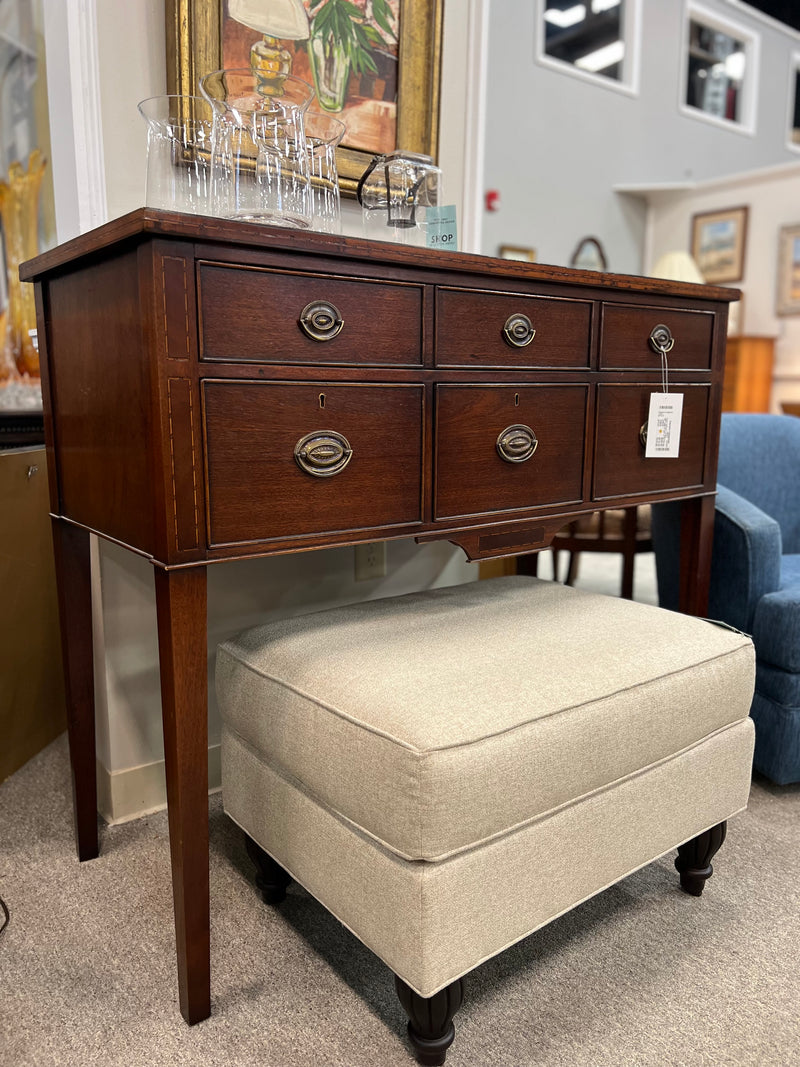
[217,576,755,862]
[217,574,755,997]
[221,720,754,997]
[652,413,800,783]
[716,414,800,553]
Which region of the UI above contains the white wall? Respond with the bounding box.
[481,0,800,273]
[43,0,481,822]
[646,161,800,411]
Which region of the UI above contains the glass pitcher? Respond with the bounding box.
[199,69,314,228]
[357,150,441,246]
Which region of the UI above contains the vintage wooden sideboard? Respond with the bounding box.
[21,210,736,1025]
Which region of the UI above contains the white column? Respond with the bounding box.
[42,0,107,240]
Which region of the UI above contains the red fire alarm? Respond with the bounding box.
[485,189,500,212]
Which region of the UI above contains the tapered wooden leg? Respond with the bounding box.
[565,551,579,586]
[50,520,98,861]
[154,565,210,1025]
[620,506,638,600]
[678,495,715,617]
[675,821,727,896]
[395,976,465,1066]
[515,551,539,577]
[244,834,292,904]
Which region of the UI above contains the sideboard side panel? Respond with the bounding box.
[44,247,155,554]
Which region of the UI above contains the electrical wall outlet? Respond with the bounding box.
[354,541,387,581]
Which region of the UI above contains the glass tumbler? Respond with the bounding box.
[137,95,214,214]
[304,112,345,234]
[199,69,314,227]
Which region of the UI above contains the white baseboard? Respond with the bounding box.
[96,745,222,825]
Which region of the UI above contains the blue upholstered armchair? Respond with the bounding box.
[652,413,800,784]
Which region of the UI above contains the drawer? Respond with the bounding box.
[197,263,424,366]
[203,382,423,545]
[599,304,714,370]
[593,384,710,500]
[435,287,591,368]
[434,385,587,520]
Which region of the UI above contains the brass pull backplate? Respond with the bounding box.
[299,301,344,342]
[649,324,674,355]
[497,423,538,463]
[503,313,535,348]
[294,430,353,477]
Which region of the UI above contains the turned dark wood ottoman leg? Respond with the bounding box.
[395,975,465,1066]
[245,833,292,905]
[675,820,727,896]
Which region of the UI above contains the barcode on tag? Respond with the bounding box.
[645,392,683,459]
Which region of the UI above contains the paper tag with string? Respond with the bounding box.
[645,341,682,458]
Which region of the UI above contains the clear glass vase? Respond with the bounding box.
[0,150,46,380]
[308,31,351,113]
[200,69,314,227]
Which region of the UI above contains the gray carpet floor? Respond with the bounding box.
[2,732,800,1067]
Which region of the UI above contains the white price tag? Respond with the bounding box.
[645,392,683,458]
[426,205,458,251]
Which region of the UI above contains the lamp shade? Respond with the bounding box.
[228,0,309,39]
[651,251,705,284]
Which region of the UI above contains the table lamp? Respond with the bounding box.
[651,250,705,284]
[228,0,310,93]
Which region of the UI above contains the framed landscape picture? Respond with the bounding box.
[690,206,749,283]
[776,223,800,315]
[166,0,443,195]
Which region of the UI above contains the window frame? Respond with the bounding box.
[535,0,642,98]
[679,2,759,136]
[787,50,800,154]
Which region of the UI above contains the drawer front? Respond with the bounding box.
[435,287,591,368]
[203,382,423,545]
[434,385,587,520]
[599,304,714,370]
[593,384,710,500]
[198,263,423,365]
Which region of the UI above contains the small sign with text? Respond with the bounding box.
[426,205,458,251]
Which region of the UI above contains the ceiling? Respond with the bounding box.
[743,1,800,33]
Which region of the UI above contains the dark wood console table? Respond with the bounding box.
[21,210,736,1025]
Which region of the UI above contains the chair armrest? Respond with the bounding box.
[709,485,782,633]
[651,486,781,628]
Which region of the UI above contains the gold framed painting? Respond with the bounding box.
[690,206,749,284]
[166,0,443,196]
[499,245,536,262]
[776,223,800,316]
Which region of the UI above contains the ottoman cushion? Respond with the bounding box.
[216,576,755,862]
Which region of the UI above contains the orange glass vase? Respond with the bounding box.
[0,150,46,380]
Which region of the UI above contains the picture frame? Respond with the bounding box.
[776,223,800,315]
[499,245,536,262]
[690,205,749,284]
[166,0,444,197]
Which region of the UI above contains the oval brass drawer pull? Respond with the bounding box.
[496,423,538,463]
[503,313,535,348]
[294,430,353,477]
[649,324,674,355]
[299,301,344,342]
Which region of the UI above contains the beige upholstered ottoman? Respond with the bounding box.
[216,576,755,1064]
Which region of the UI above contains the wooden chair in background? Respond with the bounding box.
[517,506,653,600]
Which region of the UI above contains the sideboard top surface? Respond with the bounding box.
[21,208,740,304]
